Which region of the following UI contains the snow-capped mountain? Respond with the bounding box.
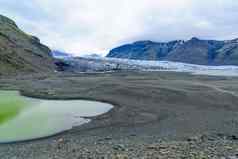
[107,37,238,66]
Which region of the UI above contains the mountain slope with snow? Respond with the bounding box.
[107,37,238,66]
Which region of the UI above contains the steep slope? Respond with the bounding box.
[107,37,238,66]
[166,37,225,65]
[213,39,238,65]
[0,15,56,75]
[107,40,184,60]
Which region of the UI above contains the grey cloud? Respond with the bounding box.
[0,0,238,56]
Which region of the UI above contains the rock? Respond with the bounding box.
[225,146,233,150]
[223,156,238,159]
[229,135,238,140]
[147,145,158,150]
[159,149,170,155]
[113,144,126,151]
[47,90,56,95]
[57,138,64,145]
[112,154,129,159]
[200,134,216,141]
[129,134,136,137]
[187,136,201,142]
[104,137,113,140]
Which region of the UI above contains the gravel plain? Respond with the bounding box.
[0,71,238,159]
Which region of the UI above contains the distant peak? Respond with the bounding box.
[133,40,155,45]
[82,53,102,58]
[190,37,200,41]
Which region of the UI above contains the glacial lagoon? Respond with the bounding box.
[0,91,113,143]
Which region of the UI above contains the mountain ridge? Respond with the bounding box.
[107,37,238,65]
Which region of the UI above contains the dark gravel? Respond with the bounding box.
[0,71,238,158]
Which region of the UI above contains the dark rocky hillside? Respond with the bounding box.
[0,15,56,75]
[107,40,184,60]
[107,37,238,65]
[166,37,225,65]
[213,39,238,65]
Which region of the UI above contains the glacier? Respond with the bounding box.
[60,56,238,77]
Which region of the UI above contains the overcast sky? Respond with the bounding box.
[0,0,238,56]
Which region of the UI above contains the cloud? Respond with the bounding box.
[0,0,238,56]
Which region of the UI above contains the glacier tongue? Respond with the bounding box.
[67,56,238,77]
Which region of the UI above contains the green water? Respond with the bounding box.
[0,91,28,124]
[0,91,113,143]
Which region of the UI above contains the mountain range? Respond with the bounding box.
[1,13,238,76]
[107,37,238,65]
[0,15,56,75]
